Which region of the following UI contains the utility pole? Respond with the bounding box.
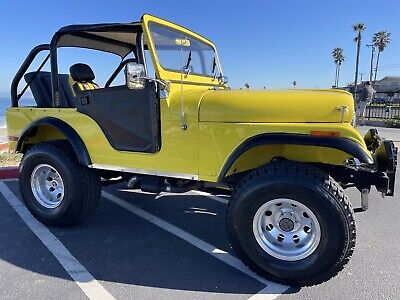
[366,44,375,83]
[360,72,366,84]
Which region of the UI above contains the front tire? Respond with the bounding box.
[19,143,101,227]
[227,161,356,286]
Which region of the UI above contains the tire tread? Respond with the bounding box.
[19,142,101,227]
[227,161,356,286]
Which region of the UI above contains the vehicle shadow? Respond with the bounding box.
[1,181,300,296]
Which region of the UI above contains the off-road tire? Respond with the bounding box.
[19,142,101,227]
[226,161,356,286]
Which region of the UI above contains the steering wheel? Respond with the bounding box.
[105,58,138,88]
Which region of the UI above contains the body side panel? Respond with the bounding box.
[198,122,371,182]
[7,107,371,183]
[6,103,199,177]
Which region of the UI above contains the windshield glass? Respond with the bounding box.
[148,22,220,77]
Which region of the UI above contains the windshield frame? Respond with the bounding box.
[147,22,222,79]
[142,14,224,86]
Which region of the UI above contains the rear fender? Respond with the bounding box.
[16,117,91,166]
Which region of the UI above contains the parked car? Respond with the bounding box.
[6,14,397,286]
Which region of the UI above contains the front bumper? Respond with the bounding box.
[326,129,397,197]
[364,129,398,196]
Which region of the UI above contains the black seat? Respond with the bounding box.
[70,63,99,92]
[24,72,75,108]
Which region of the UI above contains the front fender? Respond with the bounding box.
[218,133,373,182]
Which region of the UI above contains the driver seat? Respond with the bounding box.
[70,63,99,92]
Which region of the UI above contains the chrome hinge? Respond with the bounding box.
[159,89,169,99]
[180,112,187,130]
[338,105,349,123]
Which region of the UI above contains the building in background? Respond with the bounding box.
[342,76,400,101]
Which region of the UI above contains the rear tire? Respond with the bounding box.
[19,143,101,227]
[226,161,356,286]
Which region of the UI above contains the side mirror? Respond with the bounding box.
[125,62,145,89]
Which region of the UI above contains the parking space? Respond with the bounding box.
[0,174,399,299]
[0,187,86,300]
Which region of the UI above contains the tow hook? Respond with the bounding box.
[361,188,369,211]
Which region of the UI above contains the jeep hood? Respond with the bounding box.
[199,89,354,123]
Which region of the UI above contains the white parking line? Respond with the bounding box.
[103,191,289,299]
[192,190,229,205]
[174,190,292,299]
[0,178,20,182]
[248,285,290,300]
[0,182,115,300]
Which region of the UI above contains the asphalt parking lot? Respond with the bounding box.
[0,170,399,300]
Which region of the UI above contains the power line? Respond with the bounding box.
[377,63,400,70]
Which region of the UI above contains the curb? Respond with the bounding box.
[0,167,19,179]
[0,142,19,179]
[364,120,400,128]
[0,142,8,152]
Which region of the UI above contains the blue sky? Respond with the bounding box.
[0,0,399,95]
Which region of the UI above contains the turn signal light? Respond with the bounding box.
[310,131,341,137]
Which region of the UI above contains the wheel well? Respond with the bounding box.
[218,133,373,182]
[16,117,91,166]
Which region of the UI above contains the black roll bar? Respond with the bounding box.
[50,33,60,108]
[12,24,144,108]
[136,31,147,75]
[11,44,50,107]
[18,54,50,101]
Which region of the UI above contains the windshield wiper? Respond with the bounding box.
[212,56,217,78]
[184,51,192,71]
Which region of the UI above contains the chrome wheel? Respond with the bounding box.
[30,164,65,209]
[253,198,321,261]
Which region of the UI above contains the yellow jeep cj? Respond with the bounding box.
[6,14,397,286]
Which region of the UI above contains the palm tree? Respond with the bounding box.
[346,82,354,93]
[372,31,391,82]
[353,23,366,97]
[332,48,345,87]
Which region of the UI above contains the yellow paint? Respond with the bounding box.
[199,89,355,123]
[225,144,351,176]
[5,14,373,183]
[197,122,370,181]
[6,106,199,176]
